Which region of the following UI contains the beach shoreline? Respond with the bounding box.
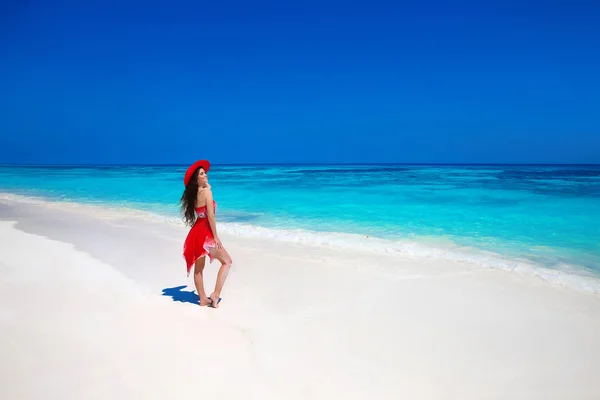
[2,190,600,295]
[1,195,600,399]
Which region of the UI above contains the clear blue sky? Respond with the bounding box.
[1,0,599,164]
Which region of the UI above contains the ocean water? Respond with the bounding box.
[1,164,599,291]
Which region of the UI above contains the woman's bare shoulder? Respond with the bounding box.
[197,185,213,203]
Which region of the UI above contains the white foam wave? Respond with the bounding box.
[217,222,600,294]
[2,191,600,295]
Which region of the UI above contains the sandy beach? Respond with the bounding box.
[1,195,600,400]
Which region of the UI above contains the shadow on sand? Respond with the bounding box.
[161,285,199,305]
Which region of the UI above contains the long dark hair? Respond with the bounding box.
[180,168,200,227]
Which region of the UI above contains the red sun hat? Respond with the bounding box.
[183,159,211,186]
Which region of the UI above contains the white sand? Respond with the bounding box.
[1,196,600,400]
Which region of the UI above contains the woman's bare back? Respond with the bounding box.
[195,184,212,208]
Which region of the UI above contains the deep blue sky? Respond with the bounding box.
[1,0,599,164]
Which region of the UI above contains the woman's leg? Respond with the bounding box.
[208,246,233,308]
[193,256,211,306]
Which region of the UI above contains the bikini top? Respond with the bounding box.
[195,200,217,219]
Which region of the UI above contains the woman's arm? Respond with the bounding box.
[203,188,222,248]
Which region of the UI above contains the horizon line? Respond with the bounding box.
[1,162,599,167]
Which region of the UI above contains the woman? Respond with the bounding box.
[180,159,232,308]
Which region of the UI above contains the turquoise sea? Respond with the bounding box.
[1,164,599,290]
